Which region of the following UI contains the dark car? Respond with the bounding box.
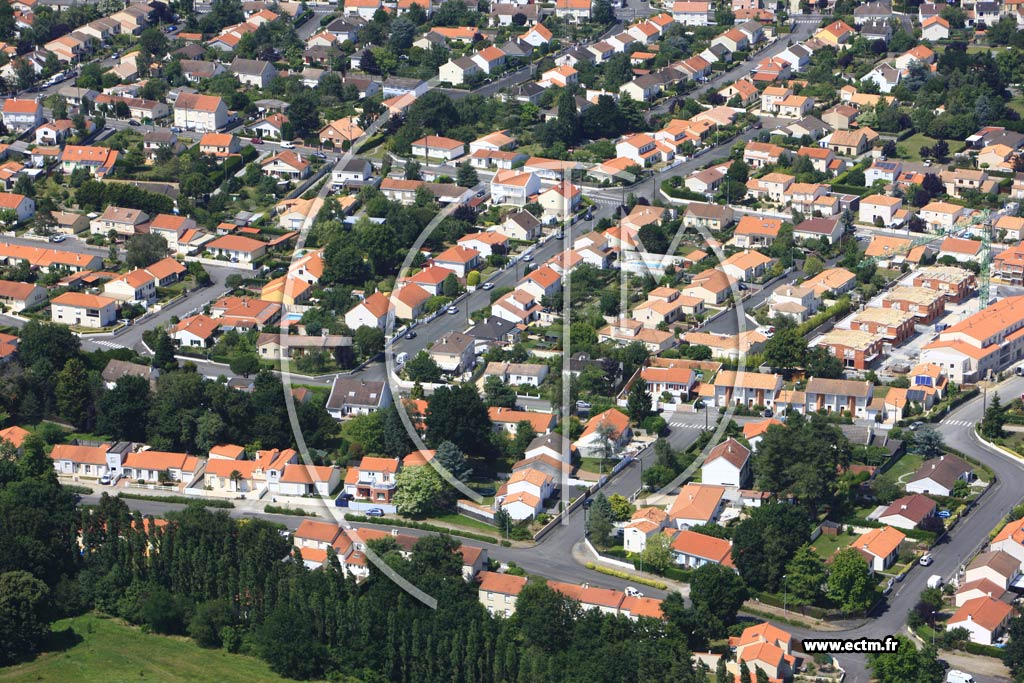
[365,508,385,517]
[128,119,141,126]
[251,137,263,144]
[312,151,327,159]
[405,331,417,339]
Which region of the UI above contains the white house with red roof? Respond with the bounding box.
[345,291,393,330]
[538,182,582,220]
[274,463,341,497]
[575,408,632,458]
[623,507,669,553]
[433,245,481,277]
[490,169,540,206]
[877,493,937,530]
[411,135,466,161]
[670,529,735,568]
[492,288,541,324]
[729,622,797,682]
[404,264,456,296]
[344,455,400,505]
[457,231,508,257]
[121,449,204,485]
[261,151,311,180]
[947,596,1014,645]
[173,314,221,347]
[853,525,906,571]
[478,571,528,617]
[50,442,119,478]
[701,437,750,488]
[992,517,1024,566]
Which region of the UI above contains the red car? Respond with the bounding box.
[251,137,263,144]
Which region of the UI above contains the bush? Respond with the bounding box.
[118,493,233,508]
[642,416,667,435]
[343,513,498,544]
[264,505,317,517]
[584,562,668,589]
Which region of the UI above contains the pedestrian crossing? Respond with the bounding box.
[668,421,706,430]
[90,340,127,350]
[940,419,973,427]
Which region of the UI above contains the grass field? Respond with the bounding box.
[809,531,858,560]
[877,453,924,485]
[432,512,499,533]
[0,614,300,683]
[897,133,966,162]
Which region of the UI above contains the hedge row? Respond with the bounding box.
[584,562,668,590]
[118,492,234,508]
[264,505,318,517]
[343,513,499,544]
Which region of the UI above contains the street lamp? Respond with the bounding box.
[783,574,788,615]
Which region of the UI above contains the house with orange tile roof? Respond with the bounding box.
[173,93,228,132]
[173,314,221,347]
[275,463,342,497]
[701,438,750,488]
[680,268,738,306]
[947,596,1014,645]
[199,132,240,157]
[710,370,783,409]
[719,249,774,282]
[733,216,782,249]
[488,406,557,437]
[0,425,29,450]
[411,134,466,161]
[61,144,119,177]
[742,418,783,451]
[345,291,392,331]
[859,194,903,227]
[920,201,969,232]
[853,525,906,571]
[2,98,42,130]
[992,517,1024,566]
[122,449,204,485]
[0,280,44,312]
[938,236,983,263]
[344,455,400,505]
[671,528,735,568]
[261,150,311,180]
[815,19,855,46]
[102,268,158,304]
[433,244,482,278]
[669,482,726,528]
[623,506,670,553]
[478,571,528,616]
[50,442,119,478]
[575,407,632,458]
[498,466,554,520]
[51,291,118,328]
[729,622,797,681]
[205,234,267,264]
[921,14,949,41]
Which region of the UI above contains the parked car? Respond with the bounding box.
[624,586,644,598]
[910,421,924,431]
[251,137,263,144]
[312,151,327,159]
[280,140,296,149]
[481,282,494,290]
[576,400,592,410]
[99,474,111,485]
[128,120,141,126]
[447,306,459,315]
[405,331,417,339]
[49,234,66,243]
[522,253,534,262]
[937,510,952,519]
[365,508,385,517]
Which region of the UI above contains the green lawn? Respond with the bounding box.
[432,513,499,534]
[809,531,857,560]
[0,613,302,683]
[897,133,966,162]
[878,453,924,485]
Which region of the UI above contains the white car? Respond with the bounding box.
[280,140,296,149]
[919,554,933,567]
[624,586,644,598]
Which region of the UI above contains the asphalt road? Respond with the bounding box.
[779,379,1024,683]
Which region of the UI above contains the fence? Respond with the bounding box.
[583,538,635,571]
[457,499,496,522]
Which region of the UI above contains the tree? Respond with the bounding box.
[763,326,806,369]
[752,412,852,507]
[425,384,492,455]
[586,492,615,547]
[626,378,652,424]
[803,255,824,277]
[151,329,177,371]
[640,532,673,573]
[483,375,516,408]
[18,320,79,369]
[456,163,478,188]
[405,160,422,180]
[827,548,877,613]
[441,272,460,298]
[784,545,827,607]
[124,233,169,268]
[229,352,260,378]
[910,425,945,459]
[689,563,748,632]
[0,571,52,665]
[514,582,580,653]
[188,598,235,648]
[980,392,1006,439]
[56,357,93,428]
[353,325,385,357]
[869,635,943,683]
[404,350,442,382]
[592,0,614,23]
[731,504,810,592]
[434,440,471,483]
[286,90,319,139]
[1003,616,1024,679]
[257,605,328,680]
[393,463,447,516]
[97,375,151,442]
[607,494,635,521]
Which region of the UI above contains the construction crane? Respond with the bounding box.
[951,209,993,311]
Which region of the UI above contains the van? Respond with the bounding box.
[1016,365,1024,377]
[395,352,408,366]
[280,140,295,149]
[946,670,975,683]
[927,574,943,589]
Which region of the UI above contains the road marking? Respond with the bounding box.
[941,419,973,427]
[90,340,127,350]
[669,422,704,429]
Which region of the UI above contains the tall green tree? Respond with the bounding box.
[393,463,448,516]
[869,636,944,683]
[97,375,152,441]
[434,440,472,483]
[689,563,748,633]
[784,545,827,607]
[0,571,52,665]
[626,378,652,424]
[827,548,877,614]
[731,504,810,592]
[55,358,94,428]
[425,384,492,455]
[980,392,1006,439]
[125,233,169,268]
[586,492,615,547]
